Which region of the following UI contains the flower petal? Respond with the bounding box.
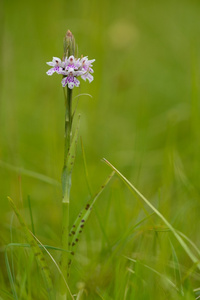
[86,73,94,83]
[61,77,68,87]
[46,68,55,75]
[52,57,62,65]
[81,73,87,81]
[46,62,55,66]
[68,81,75,89]
[74,78,80,87]
[56,66,64,74]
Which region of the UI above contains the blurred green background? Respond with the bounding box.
[1,0,200,298]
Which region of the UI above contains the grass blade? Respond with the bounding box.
[81,139,111,247]
[4,242,74,300]
[7,197,55,300]
[170,240,184,295]
[73,93,93,100]
[31,233,74,300]
[103,158,200,270]
[125,256,179,292]
[27,195,35,235]
[0,160,60,186]
[4,248,18,300]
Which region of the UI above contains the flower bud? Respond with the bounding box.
[63,30,75,60]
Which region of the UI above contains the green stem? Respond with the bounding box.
[64,87,73,165]
[60,86,73,298]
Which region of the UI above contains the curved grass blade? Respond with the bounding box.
[111,213,155,253]
[125,256,179,292]
[7,197,55,300]
[4,242,70,253]
[103,158,200,271]
[73,93,93,100]
[67,171,115,272]
[31,233,74,300]
[4,242,74,300]
[72,94,92,120]
[177,230,200,257]
[81,139,111,247]
[0,160,60,187]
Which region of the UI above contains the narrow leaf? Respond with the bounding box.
[4,248,18,300]
[0,160,60,186]
[125,256,179,292]
[170,240,184,295]
[67,171,115,270]
[103,158,200,270]
[62,115,80,200]
[66,114,81,175]
[5,242,74,299]
[7,197,55,300]
[27,195,35,235]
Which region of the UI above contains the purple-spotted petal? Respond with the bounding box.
[47,57,62,67]
[74,78,80,87]
[68,81,75,89]
[60,69,68,76]
[46,54,95,87]
[56,66,64,74]
[81,73,87,81]
[89,67,94,73]
[61,77,68,87]
[75,70,86,76]
[87,73,94,82]
[46,68,56,75]
[81,72,93,82]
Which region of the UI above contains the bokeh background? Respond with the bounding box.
[1,0,200,298]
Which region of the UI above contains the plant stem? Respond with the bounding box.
[60,86,73,298]
[59,30,75,299]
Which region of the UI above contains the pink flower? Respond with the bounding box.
[61,68,81,89]
[46,57,64,75]
[80,56,95,82]
[46,55,95,89]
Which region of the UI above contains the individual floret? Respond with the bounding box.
[46,57,64,75]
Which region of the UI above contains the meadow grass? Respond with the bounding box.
[1,0,200,299]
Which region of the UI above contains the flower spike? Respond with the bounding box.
[46,54,95,89]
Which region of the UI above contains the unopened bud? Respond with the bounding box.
[63,30,75,59]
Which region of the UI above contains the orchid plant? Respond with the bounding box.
[46,30,96,299]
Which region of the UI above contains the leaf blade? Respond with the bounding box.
[102,158,200,270]
[67,171,115,271]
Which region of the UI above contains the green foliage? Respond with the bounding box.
[7,197,55,300]
[1,0,200,299]
[68,171,114,273]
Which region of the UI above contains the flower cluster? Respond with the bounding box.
[46,55,95,89]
